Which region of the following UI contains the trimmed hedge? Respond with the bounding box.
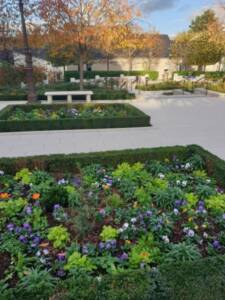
[0,145,225,189]
[64,70,159,81]
[0,103,150,132]
[136,81,183,91]
[175,71,225,80]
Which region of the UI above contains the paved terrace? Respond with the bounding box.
[0,93,225,159]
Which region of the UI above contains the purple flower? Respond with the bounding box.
[58,178,68,185]
[7,223,14,232]
[72,177,81,187]
[19,235,27,243]
[99,208,106,216]
[105,242,112,250]
[23,223,32,232]
[57,253,66,261]
[53,204,61,210]
[119,252,128,261]
[110,239,117,248]
[175,200,182,207]
[145,210,152,217]
[212,240,221,249]
[15,227,22,234]
[56,269,66,277]
[222,213,225,220]
[43,249,49,255]
[25,205,33,215]
[187,229,195,237]
[99,242,105,251]
[82,245,89,255]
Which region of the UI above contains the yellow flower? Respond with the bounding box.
[188,217,193,222]
[125,240,131,245]
[133,202,138,208]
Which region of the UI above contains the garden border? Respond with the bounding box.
[0,103,150,132]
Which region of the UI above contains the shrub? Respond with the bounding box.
[41,184,69,212]
[163,243,201,263]
[100,225,118,241]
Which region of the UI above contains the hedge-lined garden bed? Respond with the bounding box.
[0,145,225,300]
[0,103,150,132]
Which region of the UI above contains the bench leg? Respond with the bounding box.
[47,95,53,104]
[67,95,72,103]
[86,95,91,102]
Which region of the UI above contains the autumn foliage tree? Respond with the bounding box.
[171,9,225,71]
[39,0,137,89]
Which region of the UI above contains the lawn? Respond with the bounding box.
[0,146,225,299]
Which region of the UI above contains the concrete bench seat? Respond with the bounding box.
[45,91,93,103]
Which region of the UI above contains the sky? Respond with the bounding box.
[137,0,216,36]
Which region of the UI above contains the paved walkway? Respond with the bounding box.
[0,94,225,159]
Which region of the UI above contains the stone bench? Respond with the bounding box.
[45,91,93,104]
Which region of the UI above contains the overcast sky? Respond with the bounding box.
[137,0,216,36]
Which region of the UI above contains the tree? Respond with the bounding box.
[18,0,37,102]
[172,9,225,71]
[190,9,216,32]
[40,0,136,89]
[119,24,144,71]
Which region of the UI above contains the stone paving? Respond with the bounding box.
[0,94,225,159]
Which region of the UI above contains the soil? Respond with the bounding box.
[0,252,11,280]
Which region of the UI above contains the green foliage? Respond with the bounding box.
[185,193,198,209]
[205,194,225,214]
[134,186,152,206]
[47,226,70,249]
[41,184,69,212]
[17,268,57,300]
[129,233,161,267]
[163,243,201,263]
[100,225,118,241]
[106,193,124,208]
[154,187,183,209]
[0,198,27,218]
[64,251,96,272]
[66,185,81,208]
[15,168,32,185]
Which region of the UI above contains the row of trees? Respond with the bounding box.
[171,8,225,71]
[0,0,162,102]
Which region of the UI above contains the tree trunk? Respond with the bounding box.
[18,0,37,103]
[106,54,110,72]
[79,54,84,90]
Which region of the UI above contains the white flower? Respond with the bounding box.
[182,180,187,187]
[183,227,189,233]
[158,173,165,179]
[203,232,208,239]
[131,218,137,223]
[173,208,179,215]
[162,235,170,243]
[187,229,195,237]
[122,223,129,230]
[118,228,124,233]
[185,162,191,169]
[206,179,211,184]
[176,180,181,185]
[0,170,4,176]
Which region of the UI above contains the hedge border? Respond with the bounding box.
[64,70,159,81]
[0,103,150,132]
[0,144,224,188]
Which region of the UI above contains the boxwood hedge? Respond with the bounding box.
[0,103,150,132]
[64,70,159,81]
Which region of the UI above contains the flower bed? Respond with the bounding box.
[0,147,225,299]
[0,103,150,132]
